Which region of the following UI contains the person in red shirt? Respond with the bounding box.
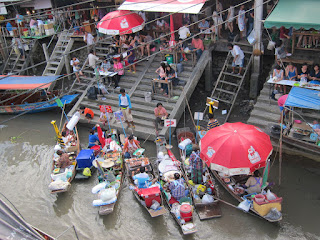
[79,106,94,123]
[154,102,168,136]
[191,35,204,61]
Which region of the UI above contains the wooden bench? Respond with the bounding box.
[281,58,314,66]
[151,79,173,98]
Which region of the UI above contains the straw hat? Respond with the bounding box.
[101,161,114,168]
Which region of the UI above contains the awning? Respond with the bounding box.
[264,0,320,30]
[284,87,320,110]
[118,0,206,14]
[0,75,61,90]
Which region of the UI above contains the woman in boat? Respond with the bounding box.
[56,150,72,169]
[244,170,266,194]
[88,129,100,148]
[168,173,186,201]
[123,135,141,158]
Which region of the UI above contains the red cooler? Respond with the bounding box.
[139,187,161,208]
[180,203,192,222]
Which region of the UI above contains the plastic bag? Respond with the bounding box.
[150,200,160,210]
[266,189,276,200]
[247,29,256,45]
[237,199,251,212]
[202,194,214,204]
[92,182,107,194]
[83,167,91,177]
[100,188,116,202]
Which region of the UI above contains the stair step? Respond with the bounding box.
[222,72,243,78]
[219,80,239,87]
[50,61,60,65]
[215,88,235,95]
[47,67,57,71]
[215,98,231,104]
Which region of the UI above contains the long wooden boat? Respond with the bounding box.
[155,136,197,235]
[49,126,80,194]
[125,152,167,217]
[176,128,222,220]
[0,197,55,240]
[211,170,282,222]
[268,123,320,157]
[0,75,78,114]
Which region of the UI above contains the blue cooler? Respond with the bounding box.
[76,149,94,168]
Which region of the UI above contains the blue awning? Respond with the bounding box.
[284,87,320,110]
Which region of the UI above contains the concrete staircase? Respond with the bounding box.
[68,49,211,140]
[42,31,74,90]
[2,39,38,75]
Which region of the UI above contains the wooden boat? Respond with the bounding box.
[0,197,55,240]
[125,151,167,217]
[176,128,222,220]
[155,136,197,235]
[0,75,78,114]
[268,87,320,158]
[211,171,282,222]
[49,126,80,194]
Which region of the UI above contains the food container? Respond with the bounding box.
[180,203,193,222]
[254,194,266,203]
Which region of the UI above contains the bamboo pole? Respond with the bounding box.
[279,108,284,185]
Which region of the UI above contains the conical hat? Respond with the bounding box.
[101,161,114,168]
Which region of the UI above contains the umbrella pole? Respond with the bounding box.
[279,109,284,185]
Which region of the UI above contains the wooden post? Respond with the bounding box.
[250,0,263,98]
[65,54,71,80]
[205,55,212,92]
[42,43,49,61]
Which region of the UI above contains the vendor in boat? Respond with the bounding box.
[244,170,266,194]
[123,135,141,158]
[168,173,186,201]
[88,129,100,148]
[79,106,94,123]
[56,150,72,169]
[132,166,151,189]
[189,150,204,184]
[207,113,220,131]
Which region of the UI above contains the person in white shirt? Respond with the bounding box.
[84,32,95,53]
[70,57,84,83]
[178,23,191,40]
[156,19,165,30]
[88,50,100,69]
[228,43,245,75]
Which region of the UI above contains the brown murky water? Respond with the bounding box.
[0,111,319,240]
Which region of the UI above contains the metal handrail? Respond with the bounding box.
[1,48,14,74]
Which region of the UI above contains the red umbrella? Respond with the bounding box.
[200,122,273,176]
[97,10,145,35]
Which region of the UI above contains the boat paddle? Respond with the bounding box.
[212,196,261,219]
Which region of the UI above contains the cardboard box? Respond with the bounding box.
[45,28,55,36]
[44,23,53,30]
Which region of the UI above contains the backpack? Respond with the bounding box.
[87,86,97,100]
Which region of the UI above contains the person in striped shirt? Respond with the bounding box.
[207,113,220,131]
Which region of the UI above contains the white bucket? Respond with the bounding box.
[144,92,152,102]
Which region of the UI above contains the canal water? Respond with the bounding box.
[0,110,319,240]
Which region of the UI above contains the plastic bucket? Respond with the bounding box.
[254,194,266,203]
[180,203,192,222]
[144,92,152,102]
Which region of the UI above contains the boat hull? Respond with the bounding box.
[0,94,78,114]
